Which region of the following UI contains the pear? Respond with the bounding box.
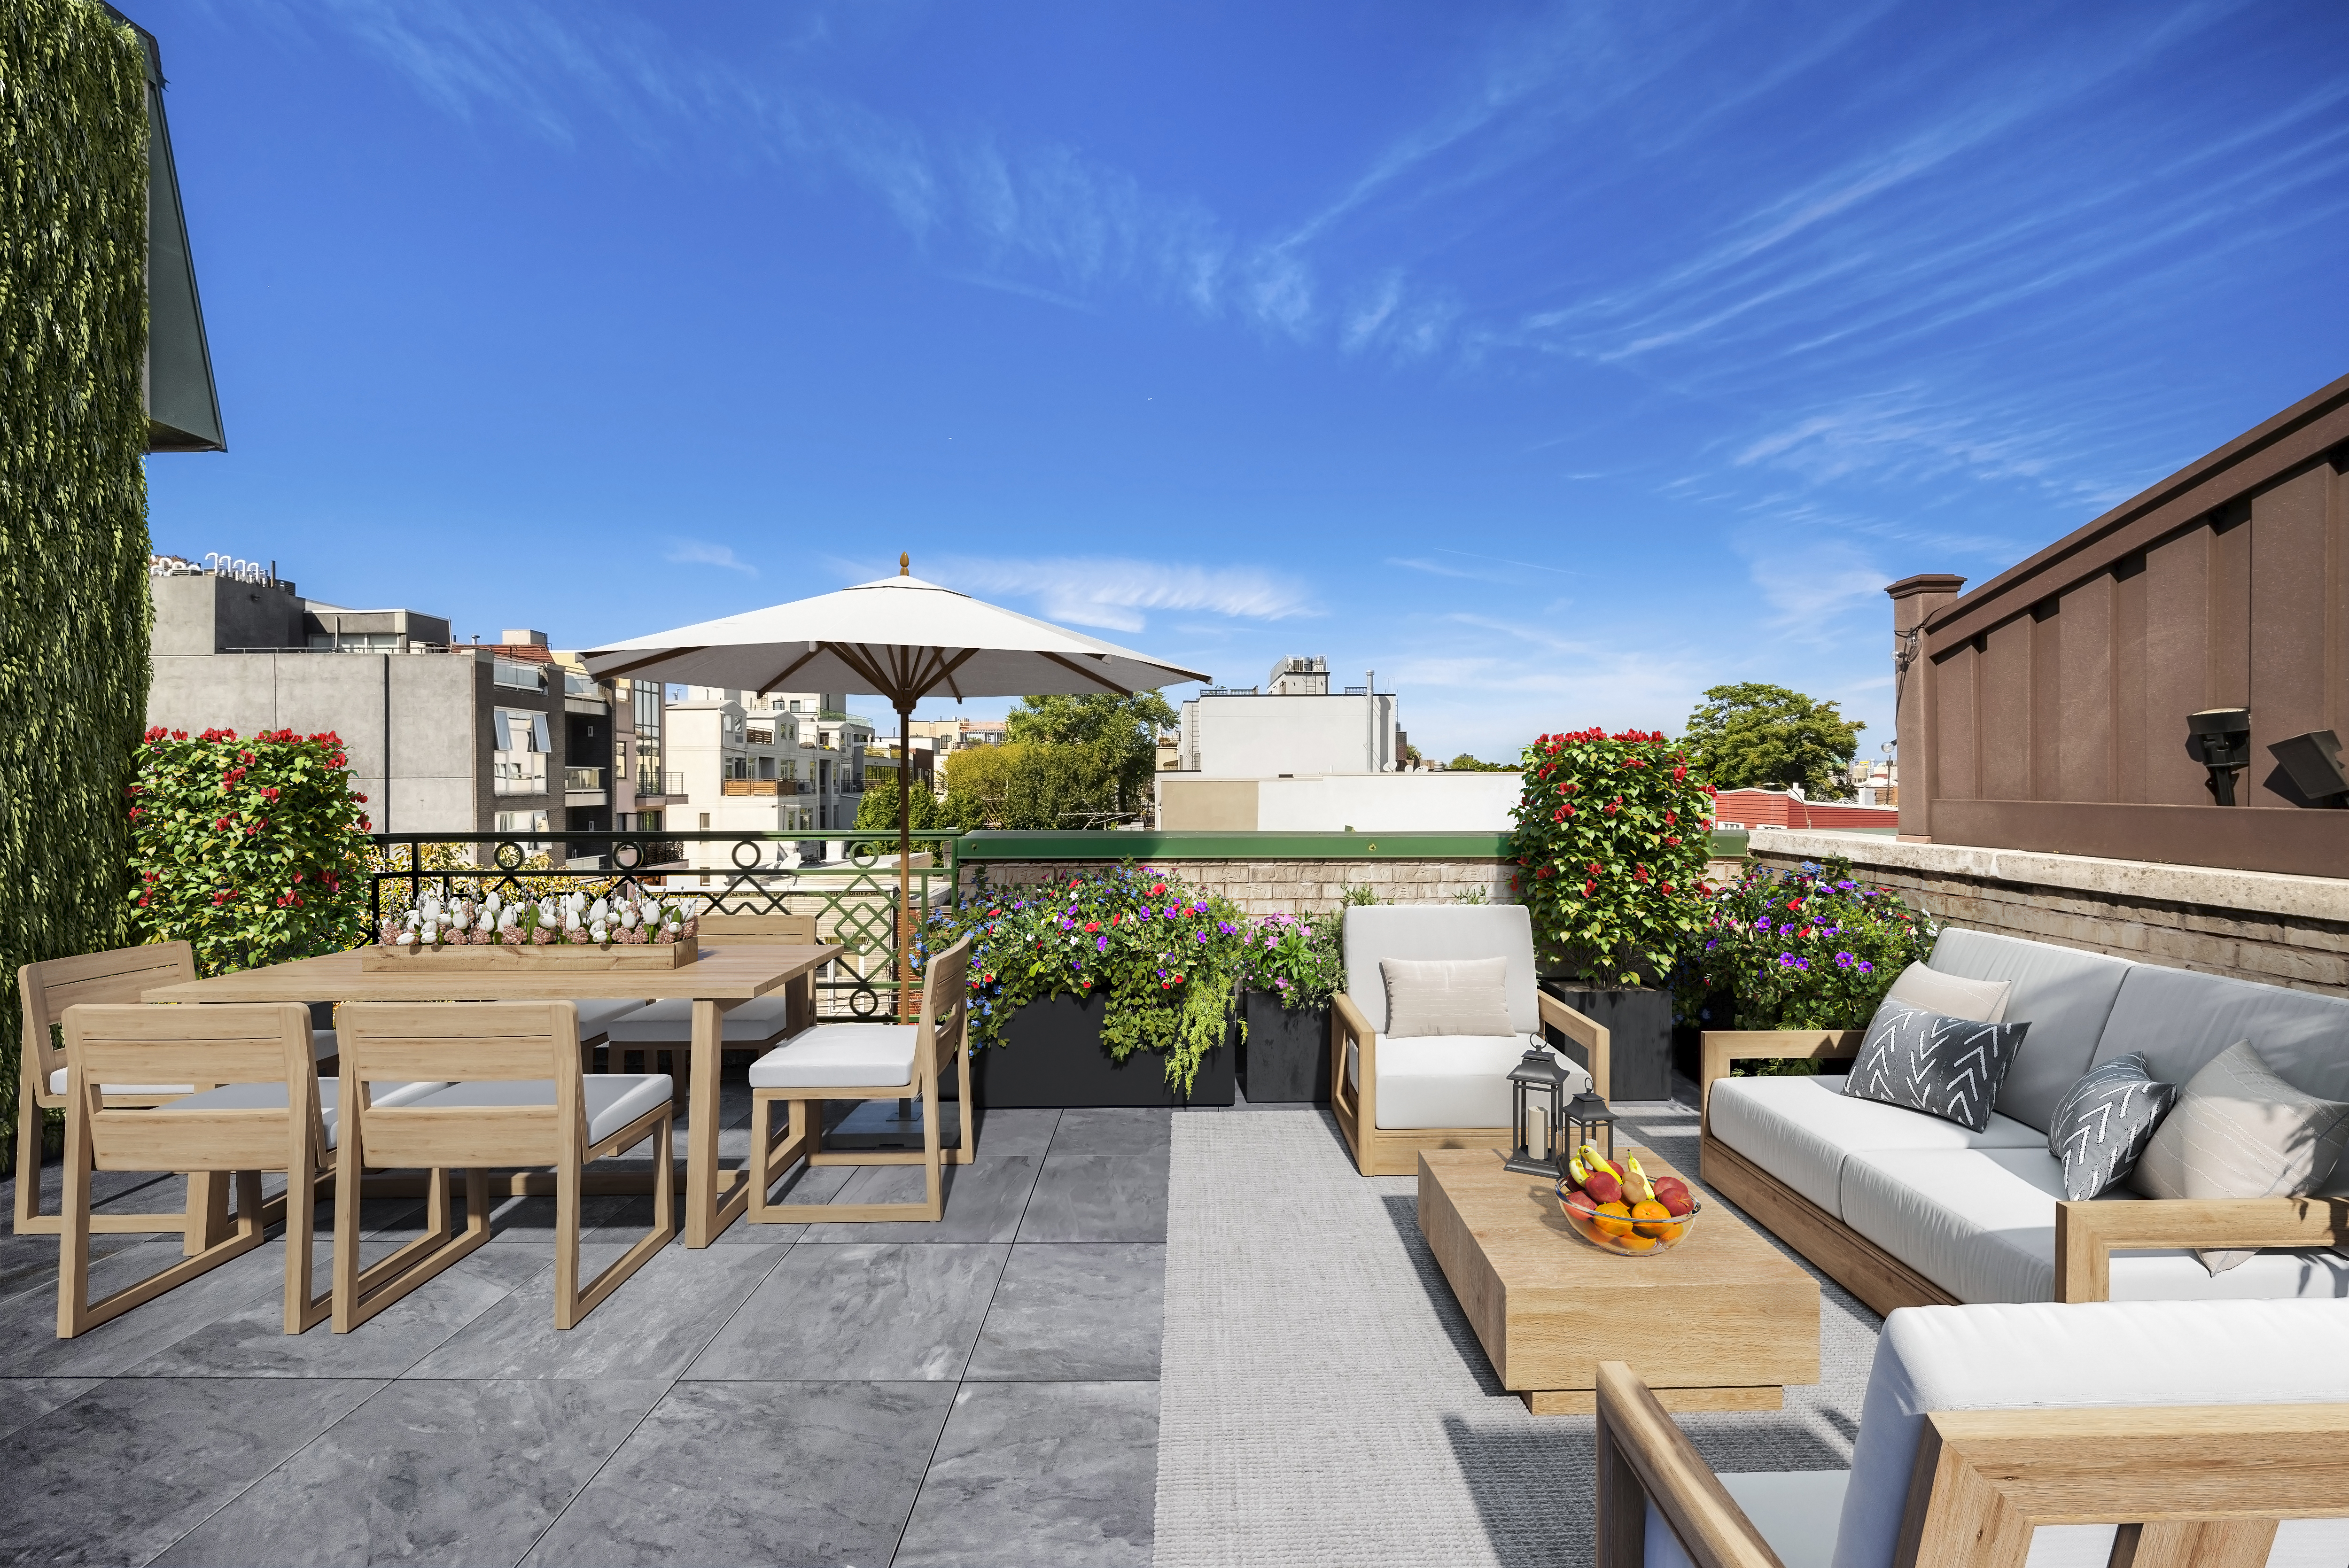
[1622,1155,1657,1207]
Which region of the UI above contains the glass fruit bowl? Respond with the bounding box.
[1555,1179,1701,1256]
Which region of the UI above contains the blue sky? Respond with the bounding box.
[148,0,2349,761]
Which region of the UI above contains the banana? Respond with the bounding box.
[1580,1143,1622,1182]
[1566,1154,1588,1188]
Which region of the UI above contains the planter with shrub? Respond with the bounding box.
[1235,912,1344,1103]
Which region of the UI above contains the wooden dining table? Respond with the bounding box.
[140,942,841,1247]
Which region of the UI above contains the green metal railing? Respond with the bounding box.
[367,830,962,1020]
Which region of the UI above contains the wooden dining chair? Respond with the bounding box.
[332,1001,674,1331]
[54,1001,332,1337]
[598,911,820,1105]
[742,935,972,1225]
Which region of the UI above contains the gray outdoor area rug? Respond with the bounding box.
[1153,1101,1881,1568]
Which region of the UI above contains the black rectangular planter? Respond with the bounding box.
[1540,982,1675,1102]
[972,993,1236,1109]
[1237,991,1330,1103]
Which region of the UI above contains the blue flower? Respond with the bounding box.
[1834,952,1853,968]
[1857,960,1873,974]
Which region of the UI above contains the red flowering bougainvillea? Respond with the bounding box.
[1508,727,1716,987]
[125,728,373,976]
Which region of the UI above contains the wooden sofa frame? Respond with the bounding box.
[1331,990,1611,1177]
[1596,1358,2349,1568]
[1698,1030,2349,1311]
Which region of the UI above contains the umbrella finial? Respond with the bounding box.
[899,552,910,576]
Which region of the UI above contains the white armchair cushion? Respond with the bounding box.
[149,1076,445,1152]
[748,1024,918,1091]
[604,995,795,1045]
[1838,1146,2349,1306]
[1707,1074,2041,1219]
[1343,904,1540,1035]
[1348,1035,1588,1129]
[402,1075,672,1144]
[1642,1471,1849,1568]
[1834,1299,2349,1568]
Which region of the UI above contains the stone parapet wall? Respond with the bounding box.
[1750,831,2349,996]
[964,856,1515,915]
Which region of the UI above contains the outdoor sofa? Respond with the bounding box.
[1701,928,2349,1311]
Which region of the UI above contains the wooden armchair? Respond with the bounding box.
[55,1002,332,1338]
[1597,1293,2349,1568]
[742,935,972,1225]
[333,1001,674,1331]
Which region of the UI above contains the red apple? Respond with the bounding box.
[1581,1168,1624,1207]
[1562,1189,1600,1223]
[1651,1176,1694,1217]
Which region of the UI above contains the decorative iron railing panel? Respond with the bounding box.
[366,830,962,1020]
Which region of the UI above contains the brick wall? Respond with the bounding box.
[963,856,1515,915]
[1750,831,2349,996]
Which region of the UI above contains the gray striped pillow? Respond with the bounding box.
[2130,1039,2349,1273]
[2047,1052,2178,1200]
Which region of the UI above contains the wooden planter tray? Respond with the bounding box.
[361,936,699,972]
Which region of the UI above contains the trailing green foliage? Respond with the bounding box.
[914,862,1249,1094]
[126,729,374,977]
[1,1,151,1141]
[1681,683,1866,799]
[1681,854,1936,1034]
[1509,728,1716,987]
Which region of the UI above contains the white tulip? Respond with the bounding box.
[484,892,503,916]
[420,921,438,946]
[421,894,442,921]
[590,921,609,944]
[589,897,611,924]
[620,906,639,930]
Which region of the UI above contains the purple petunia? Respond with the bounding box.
[1857,960,1872,973]
[1096,935,1109,953]
[1777,953,1797,966]
[1834,952,1853,968]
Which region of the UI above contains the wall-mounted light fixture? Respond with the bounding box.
[2269,730,2349,808]
[2188,708,2253,805]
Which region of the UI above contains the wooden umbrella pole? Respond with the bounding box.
[897,696,915,1024]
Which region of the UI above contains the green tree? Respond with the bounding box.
[855,771,944,831]
[1447,753,1516,773]
[1681,683,1866,799]
[1003,692,1177,820]
[941,743,1122,830]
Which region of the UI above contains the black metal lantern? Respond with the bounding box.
[1563,1090,1617,1168]
[1505,1048,1575,1177]
[2188,708,2253,805]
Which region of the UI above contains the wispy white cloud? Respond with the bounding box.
[666,539,758,575]
[922,555,1319,633]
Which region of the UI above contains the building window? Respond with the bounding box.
[493,707,550,795]
[494,810,549,834]
[493,656,546,691]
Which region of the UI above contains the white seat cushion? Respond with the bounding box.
[1707,1074,2042,1219]
[1347,1035,1588,1130]
[153,1077,437,1148]
[53,1026,345,1098]
[748,1024,918,1090]
[1342,904,1542,1035]
[1835,1299,2349,1568]
[1644,1471,1847,1568]
[604,995,794,1045]
[402,1075,672,1145]
[1840,1146,2349,1306]
[567,999,650,1040]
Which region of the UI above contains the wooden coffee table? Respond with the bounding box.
[1418,1145,1820,1415]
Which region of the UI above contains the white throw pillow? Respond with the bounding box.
[1380,956,1514,1039]
[1884,962,2011,1024]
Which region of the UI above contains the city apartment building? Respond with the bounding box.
[1174,656,1403,776]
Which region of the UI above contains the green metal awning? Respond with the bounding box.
[114,8,224,453]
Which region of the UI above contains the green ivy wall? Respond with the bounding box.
[1,1,152,1142]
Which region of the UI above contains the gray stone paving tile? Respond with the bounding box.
[520,1380,952,1568]
[969,1106,1060,1157]
[153,1377,666,1568]
[404,1242,784,1382]
[966,1244,1165,1382]
[1015,1153,1170,1243]
[1045,1107,1173,1157]
[124,1240,513,1379]
[482,1190,637,1243]
[0,1376,381,1568]
[0,1377,100,1442]
[893,1381,1159,1568]
[0,1223,158,1311]
[685,1242,1007,1381]
[802,1155,1042,1244]
[0,1238,285,1379]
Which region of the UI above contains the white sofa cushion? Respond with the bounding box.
[2098,962,2349,1109]
[1380,956,1514,1038]
[1884,962,2009,1023]
[1834,1299,2349,1568]
[748,1024,918,1091]
[1347,1035,1588,1130]
[604,994,794,1044]
[403,1075,672,1145]
[1927,929,2134,1133]
[1707,1074,2041,1218]
[1343,904,1540,1036]
[1839,1146,2349,1305]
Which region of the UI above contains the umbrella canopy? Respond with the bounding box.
[579,559,1210,1022]
[580,569,1209,704]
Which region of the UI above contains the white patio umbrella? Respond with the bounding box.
[580,556,1210,1018]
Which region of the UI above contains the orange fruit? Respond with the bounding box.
[1592,1200,1633,1237]
[1612,1232,1659,1252]
[1631,1199,1672,1237]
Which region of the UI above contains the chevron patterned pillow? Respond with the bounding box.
[1841,997,2031,1132]
[2046,1052,2179,1200]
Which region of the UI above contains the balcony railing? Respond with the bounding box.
[492,759,546,796]
[562,670,603,699]
[817,710,874,729]
[493,656,547,692]
[564,767,603,792]
[722,778,778,796]
[636,770,685,796]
